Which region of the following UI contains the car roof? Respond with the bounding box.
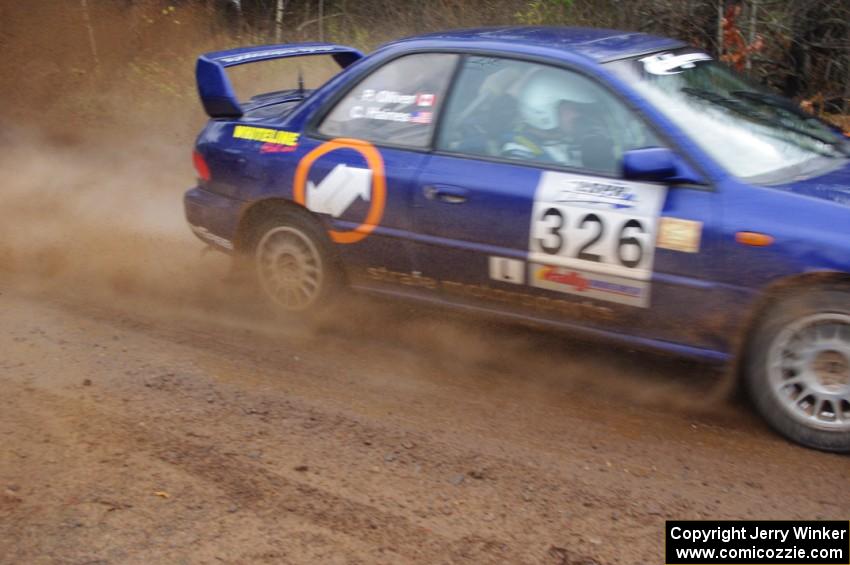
[389,26,687,63]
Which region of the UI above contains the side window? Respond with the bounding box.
[437,56,663,176]
[318,53,459,148]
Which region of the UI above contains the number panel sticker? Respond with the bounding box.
[527,171,667,307]
[528,171,667,281]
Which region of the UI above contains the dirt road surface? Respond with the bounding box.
[1,265,849,564]
[1,6,848,562]
[0,87,846,565]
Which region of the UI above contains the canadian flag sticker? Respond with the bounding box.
[416,93,436,107]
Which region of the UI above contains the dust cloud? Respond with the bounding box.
[0,1,733,420]
[0,3,260,326]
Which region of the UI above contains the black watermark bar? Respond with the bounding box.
[666,521,849,564]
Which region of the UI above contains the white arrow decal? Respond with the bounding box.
[306,164,373,218]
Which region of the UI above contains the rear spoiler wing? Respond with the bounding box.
[196,43,364,118]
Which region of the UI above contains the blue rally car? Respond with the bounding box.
[185,27,850,451]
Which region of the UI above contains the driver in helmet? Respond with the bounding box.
[502,68,614,172]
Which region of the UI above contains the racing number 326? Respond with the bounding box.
[535,207,647,269]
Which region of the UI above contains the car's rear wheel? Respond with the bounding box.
[745,286,850,452]
[251,210,339,314]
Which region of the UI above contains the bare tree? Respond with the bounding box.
[318,0,324,41]
[275,0,287,42]
[80,0,100,75]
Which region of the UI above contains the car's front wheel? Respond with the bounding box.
[745,286,850,452]
[251,210,339,314]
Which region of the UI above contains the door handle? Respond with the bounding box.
[423,184,468,204]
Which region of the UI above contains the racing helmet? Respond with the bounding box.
[517,68,597,131]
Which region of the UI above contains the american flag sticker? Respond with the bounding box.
[411,111,433,124]
[416,93,436,107]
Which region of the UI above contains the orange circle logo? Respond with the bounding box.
[293,138,386,244]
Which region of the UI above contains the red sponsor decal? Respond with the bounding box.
[260,143,298,154]
[538,266,589,291]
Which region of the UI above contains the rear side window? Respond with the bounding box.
[318,53,459,148]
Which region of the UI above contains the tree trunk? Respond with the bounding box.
[845,18,850,113]
[844,48,850,114]
[275,0,286,43]
[784,3,816,99]
[80,0,100,75]
[716,0,724,58]
[318,0,324,41]
[746,0,757,73]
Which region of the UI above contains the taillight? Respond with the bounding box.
[193,150,211,182]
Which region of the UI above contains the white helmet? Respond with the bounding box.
[517,68,597,130]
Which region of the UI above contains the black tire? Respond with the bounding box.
[247,208,342,315]
[745,286,850,452]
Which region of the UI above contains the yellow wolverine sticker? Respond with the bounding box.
[232,125,300,146]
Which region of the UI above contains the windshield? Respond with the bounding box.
[606,49,849,182]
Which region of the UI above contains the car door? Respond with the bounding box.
[412,55,720,350]
[302,52,459,281]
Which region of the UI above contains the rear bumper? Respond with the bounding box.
[184,186,244,252]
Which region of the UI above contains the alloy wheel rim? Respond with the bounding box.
[767,313,850,431]
[255,226,323,311]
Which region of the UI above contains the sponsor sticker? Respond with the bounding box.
[542,177,644,212]
[639,52,712,75]
[232,125,300,147]
[260,143,298,154]
[362,267,614,320]
[305,164,372,218]
[657,217,702,253]
[293,138,386,244]
[537,266,590,291]
[530,264,650,308]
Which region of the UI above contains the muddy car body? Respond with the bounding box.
[185,27,850,451]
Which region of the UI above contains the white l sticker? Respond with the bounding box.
[489,257,525,285]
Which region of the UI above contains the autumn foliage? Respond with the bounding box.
[720,4,764,72]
